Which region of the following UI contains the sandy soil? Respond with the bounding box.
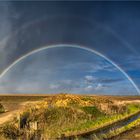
[0,101,39,125]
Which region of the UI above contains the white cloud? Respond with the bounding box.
[95,83,103,90]
[85,75,94,81]
[84,75,95,84]
[85,85,94,91]
[84,83,104,92]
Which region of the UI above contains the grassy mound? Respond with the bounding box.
[19,105,103,138]
[44,93,95,107]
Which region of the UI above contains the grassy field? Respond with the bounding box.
[0,94,140,139]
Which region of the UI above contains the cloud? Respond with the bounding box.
[87,61,118,73]
[84,75,95,83]
[84,74,123,85]
[84,83,105,93]
[99,78,123,84]
[95,83,103,90]
[85,75,94,81]
[85,85,93,91]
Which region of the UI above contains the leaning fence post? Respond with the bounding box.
[61,134,65,140]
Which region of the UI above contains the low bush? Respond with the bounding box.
[1,124,21,139]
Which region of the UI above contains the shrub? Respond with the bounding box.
[1,124,20,139]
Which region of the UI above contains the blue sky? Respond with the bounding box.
[0,46,137,95]
[0,2,139,95]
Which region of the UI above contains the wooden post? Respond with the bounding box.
[18,113,21,130]
[61,134,66,140]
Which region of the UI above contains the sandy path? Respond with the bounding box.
[0,111,18,125]
[0,101,38,126]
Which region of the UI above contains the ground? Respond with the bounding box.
[0,95,46,125]
[0,94,140,139]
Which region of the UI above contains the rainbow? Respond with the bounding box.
[0,44,139,95]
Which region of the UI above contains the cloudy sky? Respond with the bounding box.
[0,1,140,95]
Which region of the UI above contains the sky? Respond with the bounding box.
[0,1,140,95]
[0,45,136,95]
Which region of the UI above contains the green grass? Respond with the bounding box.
[3,104,140,139]
[81,96,95,102]
[127,104,140,113]
[62,106,140,136]
[102,116,140,139]
[81,106,104,117]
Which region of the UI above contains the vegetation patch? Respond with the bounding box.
[1,94,140,139]
[0,103,5,113]
[0,123,21,139]
[81,106,104,117]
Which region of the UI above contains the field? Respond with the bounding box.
[0,94,140,140]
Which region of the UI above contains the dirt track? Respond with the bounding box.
[0,102,27,125]
[0,101,39,125]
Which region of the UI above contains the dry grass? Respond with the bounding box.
[0,93,140,139]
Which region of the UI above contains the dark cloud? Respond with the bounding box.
[98,78,123,84]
